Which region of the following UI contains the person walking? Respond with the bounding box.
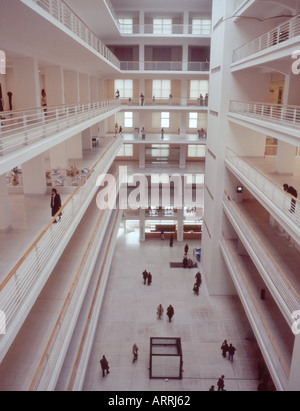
[157,304,164,319]
[217,375,225,391]
[51,189,62,223]
[228,343,236,362]
[167,305,174,322]
[184,244,189,255]
[100,355,110,377]
[220,340,229,358]
[147,272,152,286]
[195,272,202,287]
[193,282,200,296]
[132,344,139,363]
[140,92,145,106]
[142,270,148,285]
[170,235,174,247]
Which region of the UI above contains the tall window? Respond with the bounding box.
[190,80,209,99]
[192,19,211,35]
[161,112,170,128]
[152,144,170,157]
[153,80,171,99]
[189,113,198,129]
[117,144,134,157]
[153,18,172,35]
[187,145,206,158]
[124,112,133,128]
[114,79,133,99]
[118,18,133,34]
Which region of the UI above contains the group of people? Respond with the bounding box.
[142,269,152,286]
[199,93,209,107]
[221,340,236,362]
[157,304,175,322]
[209,375,226,391]
[193,272,202,296]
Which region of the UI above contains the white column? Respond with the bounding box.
[50,141,69,170]
[139,144,146,169]
[82,128,92,150]
[139,10,145,34]
[275,141,296,175]
[139,44,145,71]
[177,208,184,242]
[44,65,65,106]
[79,73,90,103]
[181,79,188,106]
[182,44,188,72]
[179,145,187,169]
[67,133,83,160]
[22,154,47,195]
[139,208,145,241]
[64,70,80,104]
[0,174,12,232]
[13,57,40,109]
[180,112,187,135]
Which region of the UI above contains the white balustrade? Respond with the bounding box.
[223,192,300,321]
[232,15,300,62]
[220,232,290,386]
[0,137,121,358]
[225,147,300,228]
[0,99,120,157]
[31,0,120,68]
[229,100,300,128]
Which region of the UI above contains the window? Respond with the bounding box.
[114,79,133,99]
[153,18,172,35]
[124,112,133,128]
[152,144,170,157]
[187,145,206,158]
[119,18,133,34]
[190,80,209,100]
[192,19,211,35]
[161,112,170,128]
[189,113,198,129]
[117,144,134,157]
[153,80,171,99]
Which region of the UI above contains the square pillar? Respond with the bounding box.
[22,154,47,195]
[0,174,12,232]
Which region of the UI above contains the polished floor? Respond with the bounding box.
[81,232,266,392]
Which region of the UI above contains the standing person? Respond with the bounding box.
[100,355,110,377]
[142,270,148,285]
[147,272,152,286]
[220,340,229,358]
[51,189,62,223]
[184,244,189,256]
[283,184,298,213]
[132,344,139,363]
[161,229,165,240]
[170,235,174,247]
[157,304,164,319]
[141,127,146,140]
[114,122,118,137]
[167,305,174,322]
[217,375,225,391]
[140,92,145,106]
[228,343,236,363]
[115,89,120,99]
[119,125,123,137]
[161,128,164,139]
[193,282,200,296]
[195,272,202,287]
[41,89,47,114]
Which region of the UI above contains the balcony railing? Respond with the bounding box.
[232,15,300,62]
[225,147,300,228]
[118,23,212,36]
[30,0,120,68]
[0,137,122,362]
[119,61,210,72]
[229,100,300,128]
[0,99,120,158]
[117,97,208,107]
[220,231,290,388]
[223,191,300,324]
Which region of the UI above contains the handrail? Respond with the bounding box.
[0,99,120,157]
[232,14,300,62]
[28,0,120,68]
[221,231,290,379]
[229,100,300,128]
[28,170,119,391]
[0,138,121,348]
[223,190,300,315]
[67,208,121,391]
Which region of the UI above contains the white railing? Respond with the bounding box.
[233,15,300,62]
[29,0,120,68]
[0,137,121,360]
[220,231,290,386]
[120,61,210,72]
[117,97,208,107]
[225,147,300,228]
[118,23,211,36]
[229,100,300,128]
[0,99,120,157]
[223,192,300,322]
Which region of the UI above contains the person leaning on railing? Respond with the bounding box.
[283,184,298,213]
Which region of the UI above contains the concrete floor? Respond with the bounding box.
[82,231,266,392]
